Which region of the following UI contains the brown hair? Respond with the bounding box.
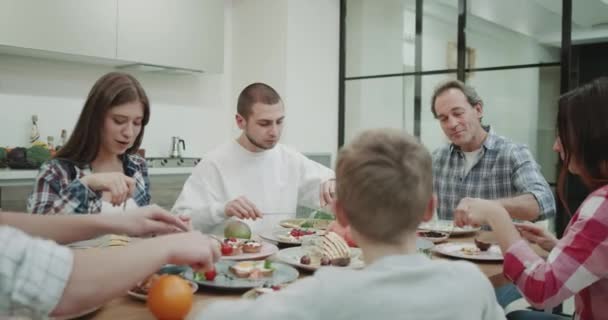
[430,79,483,118]
[557,77,608,212]
[55,72,150,166]
[336,128,433,244]
[236,83,282,119]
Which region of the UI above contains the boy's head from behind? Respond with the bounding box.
[334,129,433,244]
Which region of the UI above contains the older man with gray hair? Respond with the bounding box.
[430,80,555,223]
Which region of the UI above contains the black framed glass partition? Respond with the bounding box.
[339,0,584,235]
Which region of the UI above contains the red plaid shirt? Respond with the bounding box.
[504,185,608,320]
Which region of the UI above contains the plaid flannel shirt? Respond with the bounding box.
[504,185,608,320]
[27,154,150,214]
[432,129,555,220]
[0,226,73,319]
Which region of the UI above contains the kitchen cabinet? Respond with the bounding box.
[0,0,117,59]
[117,0,224,72]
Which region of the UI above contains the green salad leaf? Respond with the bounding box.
[264,260,273,270]
[193,272,205,281]
[312,210,335,220]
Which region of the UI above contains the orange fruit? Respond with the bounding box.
[147,275,193,320]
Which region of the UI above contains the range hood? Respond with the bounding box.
[116,63,203,74]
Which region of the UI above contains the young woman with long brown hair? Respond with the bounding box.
[456,77,608,319]
[27,72,151,214]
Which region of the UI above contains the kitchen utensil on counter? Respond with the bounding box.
[170,137,186,158]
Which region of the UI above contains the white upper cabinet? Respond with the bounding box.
[117,0,224,72]
[0,0,117,59]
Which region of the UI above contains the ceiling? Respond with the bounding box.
[428,0,608,46]
[533,0,608,28]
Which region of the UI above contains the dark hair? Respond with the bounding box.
[557,77,608,212]
[55,72,150,166]
[430,79,483,118]
[236,83,282,119]
[336,129,433,244]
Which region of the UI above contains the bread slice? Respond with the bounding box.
[319,232,351,266]
[229,261,274,278]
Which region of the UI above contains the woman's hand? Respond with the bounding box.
[114,205,190,236]
[514,222,558,251]
[162,232,221,271]
[81,172,136,206]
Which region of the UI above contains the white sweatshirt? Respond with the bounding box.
[197,254,506,320]
[172,140,334,234]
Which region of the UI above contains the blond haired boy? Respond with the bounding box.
[198,129,504,320]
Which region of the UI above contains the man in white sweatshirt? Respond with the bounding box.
[172,83,335,234]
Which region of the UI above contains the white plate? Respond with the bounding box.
[220,242,279,261]
[418,220,480,236]
[52,306,102,320]
[259,228,320,245]
[433,242,503,261]
[242,284,288,299]
[416,231,450,244]
[127,280,199,301]
[189,261,299,290]
[276,246,365,271]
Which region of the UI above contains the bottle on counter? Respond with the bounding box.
[56,129,67,151]
[47,136,54,151]
[30,115,40,145]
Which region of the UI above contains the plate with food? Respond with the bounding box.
[188,260,299,290]
[416,230,450,244]
[279,218,332,230]
[418,220,480,236]
[219,238,279,261]
[433,242,503,261]
[242,283,288,300]
[259,228,320,245]
[276,231,365,271]
[127,273,199,301]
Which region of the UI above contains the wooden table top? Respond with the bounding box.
[88,233,506,320]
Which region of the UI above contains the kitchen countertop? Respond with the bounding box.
[0,167,194,187]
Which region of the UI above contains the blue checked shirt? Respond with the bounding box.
[27,154,150,214]
[432,130,555,220]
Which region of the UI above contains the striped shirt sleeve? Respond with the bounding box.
[0,226,73,318]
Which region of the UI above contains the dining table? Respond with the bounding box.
[86,232,509,320]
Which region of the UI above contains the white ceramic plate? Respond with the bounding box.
[51,306,102,320]
[220,242,279,261]
[278,219,332,230]
[416,231,450,244]
[188,260,299,290]
[242,284,288,300]
[126,279,199,301]
[433,242,503,261]
[276,246,364,271]
[259,228,320,245]
[418,220,481,236]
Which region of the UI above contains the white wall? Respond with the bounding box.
[0,1,235,158]
[344,0,405,143]
[231,0,340,162]
[344,2,560,162]
[285,0,339,158]
[0,1,340,162]
[0,55,233,158]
